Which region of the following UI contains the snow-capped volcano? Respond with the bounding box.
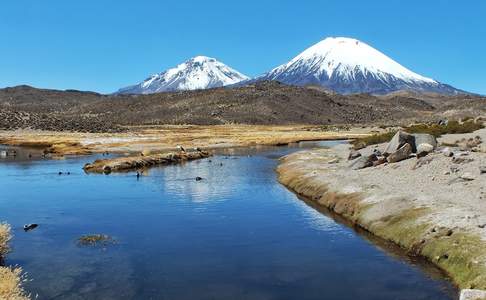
[117,56,249,94]
[258,37,462,95]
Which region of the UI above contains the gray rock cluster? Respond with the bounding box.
[349,130,437,170]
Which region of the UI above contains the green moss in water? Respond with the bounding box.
[78,234,116,247]
[421,233,486,289]
[370,207,431,249]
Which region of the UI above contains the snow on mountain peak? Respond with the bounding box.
[117,37,464,95]
[293,37,436,83]
[268,37,436,84]
[256,36,461,94]
[117,56,249,94]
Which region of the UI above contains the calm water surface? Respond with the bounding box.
[0,142,457,300]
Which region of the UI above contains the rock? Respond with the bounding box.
[442,147,454,157]
[413,133,437,150]
[373,149,382,157]
[348,149,361,160]
[384,131,416,155]
[23,224,38,232]
[373,157,387,167]
[460,173,475,181]
[450,166,460,174]
[349,155,376,170]
[328,158,340,164]
[195,176,203,181]
[437,119,449,126]
[452,156,474,164]
[416,143,434,157]
[480,166,486,174]
[412,156,434,170]
[387,143,412,163]
[472,144,486,153]
[458,137,483,151]
[460,289,486,300]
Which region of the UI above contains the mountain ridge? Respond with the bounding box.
[117,56,249,94]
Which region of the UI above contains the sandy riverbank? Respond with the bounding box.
[0,125,371,156]
[277,128,486,299]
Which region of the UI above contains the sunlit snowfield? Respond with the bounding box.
[0,142,456,300]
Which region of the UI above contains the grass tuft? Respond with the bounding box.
[0,266,29,300]
[0,223,12,258]
[0,223,29,300]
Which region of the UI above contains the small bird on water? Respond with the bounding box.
[23,224,38,232]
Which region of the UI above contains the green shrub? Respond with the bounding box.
[352,120,484,148]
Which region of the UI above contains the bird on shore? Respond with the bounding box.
[176,145,186,152]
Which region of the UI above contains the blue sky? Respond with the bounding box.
[1,1,485,94]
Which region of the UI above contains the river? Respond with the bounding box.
[0,141,456,299]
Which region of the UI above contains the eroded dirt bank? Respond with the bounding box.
[277,129,486,299]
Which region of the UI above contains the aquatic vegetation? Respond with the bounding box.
[78,234,116,247]
[421,233,486,290]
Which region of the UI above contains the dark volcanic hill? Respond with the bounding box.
[0,82,484,132]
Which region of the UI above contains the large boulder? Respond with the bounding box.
[387,143,412,163]
[413,133,437,154]
[384,131,416,155]
[349,154,377,170]
[416,143,434,156]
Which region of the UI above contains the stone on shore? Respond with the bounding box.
[349,154,377,170]
[384,131,416,155]
[460,289,486,300]
[348,149,362,161]
[413,133,438,150]
[387,143,412,163]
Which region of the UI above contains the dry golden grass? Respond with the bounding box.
[0,267,29,300]
[0,223,29,300]
[0,223,11,257]
[0,125,370,156]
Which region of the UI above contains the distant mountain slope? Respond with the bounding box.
[1,83,484,132]
[117,56,249,94]
[257,37,465,95]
